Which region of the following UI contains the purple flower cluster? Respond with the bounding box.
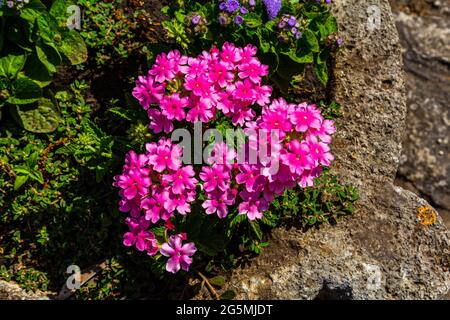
[277,14,302,40]
[262,0,281,20]
[218,0,249,26]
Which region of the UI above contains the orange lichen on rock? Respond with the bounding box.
[417,205,437,226]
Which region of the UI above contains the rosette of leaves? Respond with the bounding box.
[0,0,87,133]
[161,0,338,90]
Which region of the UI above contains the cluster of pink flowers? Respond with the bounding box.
[200,98,336,220]
[113,138,197,272]
[132,43,272,131]
[116,43,336,274]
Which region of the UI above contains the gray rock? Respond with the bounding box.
[392,4,450,226]
[223,0,450,299]
[0,281,48,300]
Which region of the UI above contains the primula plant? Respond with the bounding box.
[161,0,341,90]
[114,43,339,274]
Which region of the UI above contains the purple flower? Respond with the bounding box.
[291,27,297,34]
[295,31,302,39]
[336,38,344,46]
[248,0,256,6]
[240,6,248,14]
[218,14,228,25]
[191,15,201,25]
[235,15,244,25]
[223,0,240,13]
[287,16,297,27]
[278,21,286,29]
[262,0,281,20]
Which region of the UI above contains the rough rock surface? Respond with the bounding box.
[223,0,450,299]
[389,0,450,228]
[0,281,48,300]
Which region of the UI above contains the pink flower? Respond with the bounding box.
[147,109,174,134]
[233,79,257,102]
[307,137,334,166]
[132,75,165,109]
[168,50,188,73]
[113,169,150,200]
[186,97,215,122]
[209,60,234,87]
[118,192,141,217]
[236,164,265,192]
[202,189,235,218]
[238,191,269,220]
[148,144,182,172]
[163,165,198,194]
[186,57,208,78]
[199,165,230,192]
[165,191,196,215]
[255,85,272,106]
[124,150,148,171]
[160,234,197,273]
[231,104,256,126]
[149,52,176,83]
[237,44,258,65]
[309,119,336,144]
[141,189,170,223]
[281,140,315,175]
[123,217,158,255]
[238,59,268,83]
[207,141,236,169]
[220,42,240,65]
[160,93,188,121]
[184,75,211,97]
[291,103,323,132]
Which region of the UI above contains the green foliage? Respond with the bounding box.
[77,0,159,65]
[0,0,87,132]
[162,0,341,89]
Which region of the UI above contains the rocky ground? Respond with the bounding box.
[389,0,450,228]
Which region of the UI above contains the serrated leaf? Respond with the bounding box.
[7,77,42,104]
[14,98,61,133]
[20,0,47,22]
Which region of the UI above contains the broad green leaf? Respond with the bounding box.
[281,49,313,64]
[35,43,61,73]
[303,29,319,52]
[13,98,61,133]
[23,54,53,87]
[58,30,88,65]
[209,276,226,288]
[14,175,29,190]
[7,77,42,104]
[325,15,338,34]
[314,63,328,86]
[0,54,27,78]
[220,290,236,300]
[50,0,77,26]
[36,14,60,45]
[244,13,262,28]
[20,0,47,22]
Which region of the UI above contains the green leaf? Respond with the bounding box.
[0,54,27,78]
[209,276,226,288]
[35,43,61,73]
[13,98,61,133]
[220,290,236,300]
[303,29,319,52]
[244,13,262,28]
[7,77,42,104]
[314,63,329,86]
[20,0,47,22]
[23,54,53,87]
[50,0,76,26]
[325,15,338,34]
[281,49,313,64]
[14,175,29,190]
[58,30,88,65]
